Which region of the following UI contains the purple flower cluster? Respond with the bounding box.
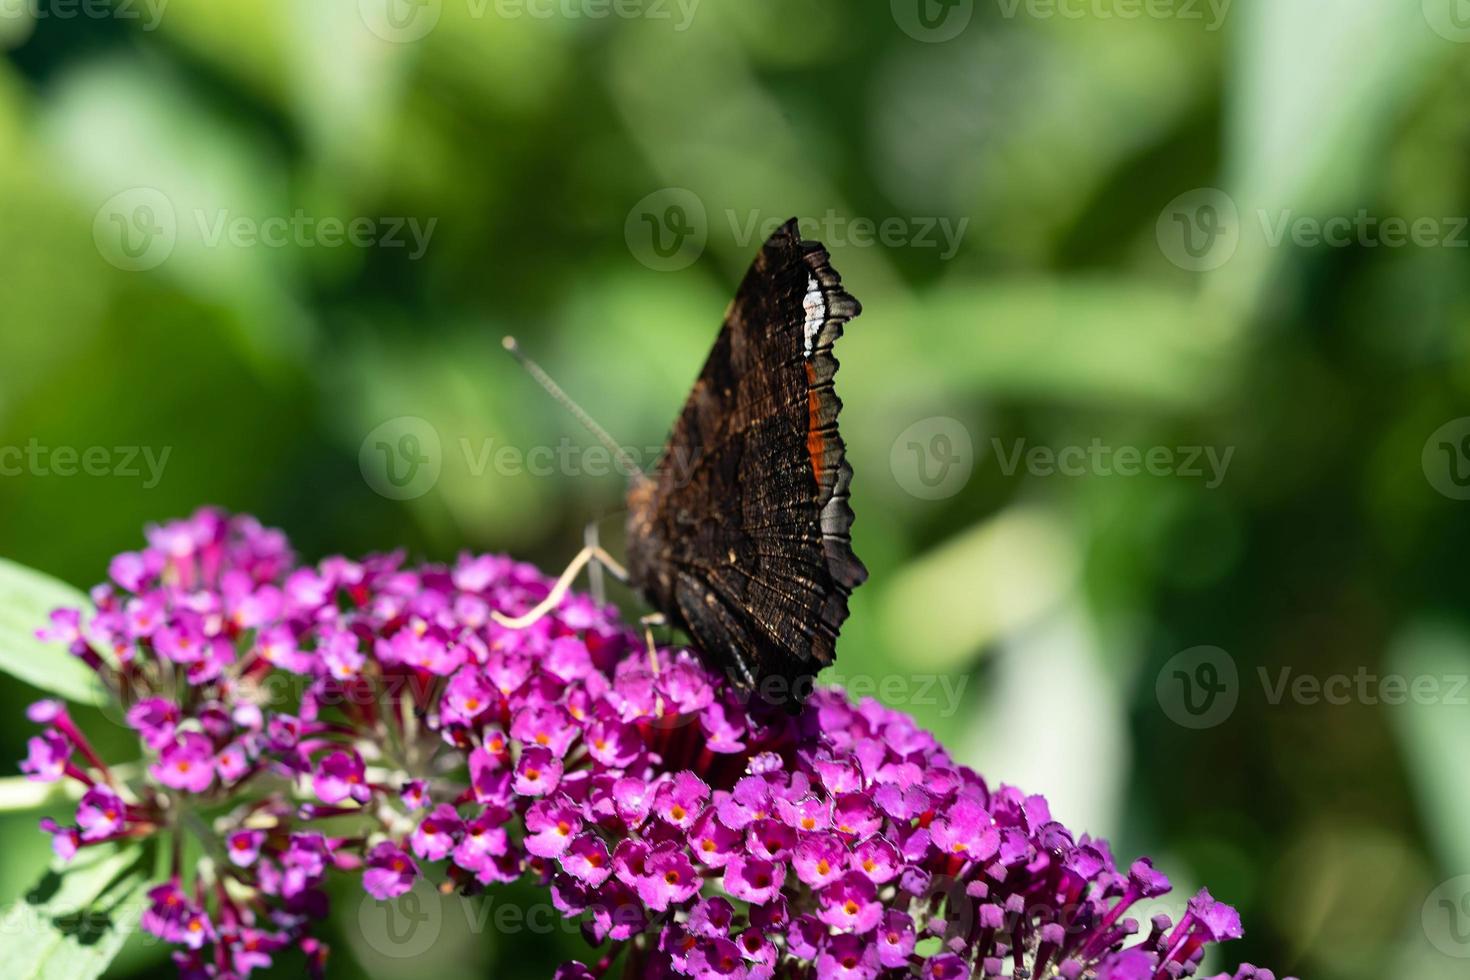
[21,509,1293,980]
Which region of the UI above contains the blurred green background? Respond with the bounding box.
[4,1,1470,978]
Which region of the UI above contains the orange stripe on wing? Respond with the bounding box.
[806,361,825,487]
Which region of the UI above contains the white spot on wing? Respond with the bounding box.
[802,276,825,358]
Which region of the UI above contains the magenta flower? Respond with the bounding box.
[20,730,71,782]
[126,697,180,750]
[562,833,613,887]
[513,745,562,796]
[524,798,582,859]
[654,771,711,829]
[793,831,847,888]
[875,908,916,967]
[410,803,464,861]
[817,872,883,933]
[363,842,419,899]
[723,855,784,905]
[312,750,369,805]
[75,786,126,841]
[226,829,264,867]
[21,508,1293,980]
[151,732,215,793]
[639,847,702,912]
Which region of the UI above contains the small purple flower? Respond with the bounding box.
[687,896,736,938]
[793,832,848,889]
[452,810,513,883]
[39,817,80,860]
[816,933,879,980]
[687,937,747,979]
[851,835,901,884]
[20,730,71,782]
[400,779,429,811]
[690,809,741,868]
[513,746,562,797]
[928,797,998,860]
[227,829,265,867]
[152,732,216,793]
[746,819,797,862]
[215,741,251,784]
[143,881,214,949]
[876,908,916,967]
[312,750,369,805]
[560,833,612,887]
[363,842,419,899]
[723,855,784,905]
[511,704,579,757]
[524,798,582,859]
[76,786,126,840]
[443,668,497,725]
[583,716,639,768]
[639,846,701,912]
[818,871,883,934]
[410,804,464,861]
[654,771,710,828]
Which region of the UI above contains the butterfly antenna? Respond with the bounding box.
[501,336,648,484]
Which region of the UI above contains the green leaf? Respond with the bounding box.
[1386,621,1470,874]
[0,844,149,980]
[0,558,106,706]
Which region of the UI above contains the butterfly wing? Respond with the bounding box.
[625,218,866,696]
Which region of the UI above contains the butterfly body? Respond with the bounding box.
[624,218,866,700]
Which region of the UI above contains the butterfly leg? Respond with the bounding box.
[640,612,668,715]
[490,545,626,629]
[584,521,605,604]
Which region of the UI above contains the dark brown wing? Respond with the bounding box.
[625,218,866,698]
